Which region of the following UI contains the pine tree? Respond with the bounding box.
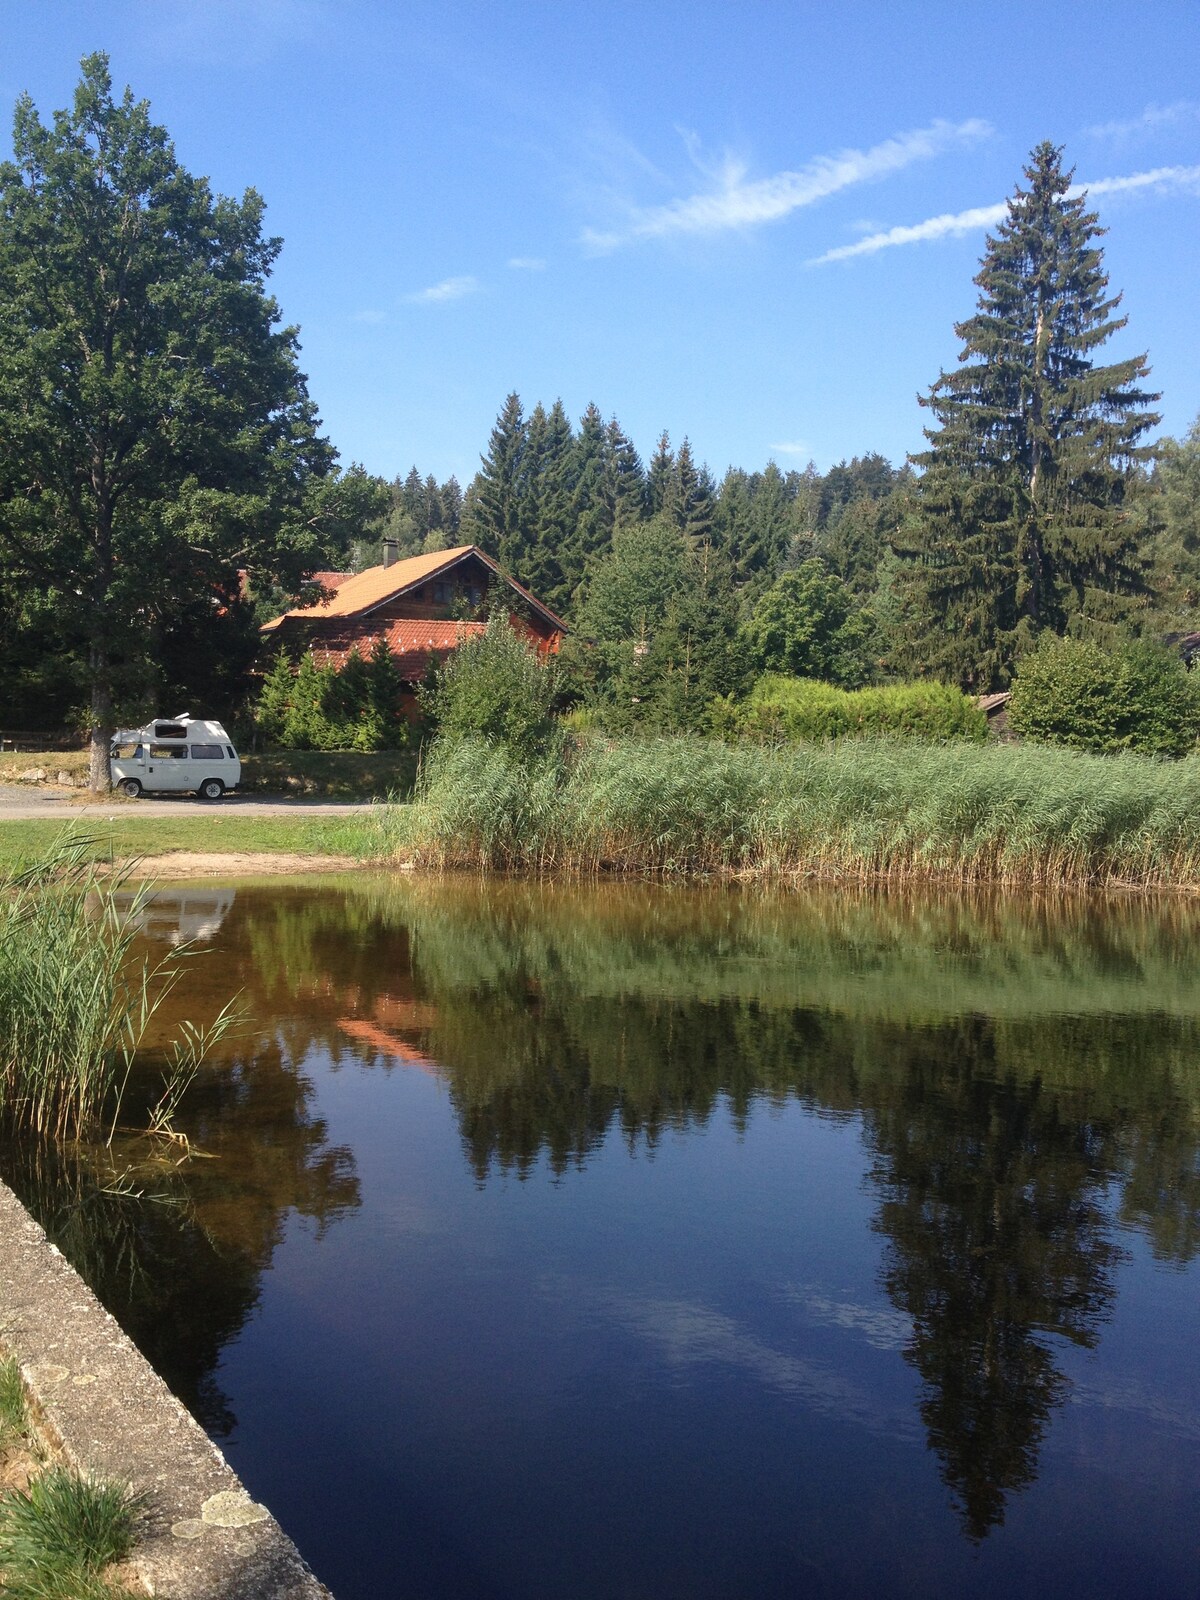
[569,403,613,578]
[647,431,675,516]
[439,476,463,542]
[467,392,531,571]
[903,141,1160,685]
[526,398,577,614]
[604,417,647,527]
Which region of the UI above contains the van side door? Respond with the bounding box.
[147,743,193,792]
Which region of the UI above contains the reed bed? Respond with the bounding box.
[386,734,1200,888]
[0,845,211,1142]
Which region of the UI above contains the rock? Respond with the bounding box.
[17,768,46,783]
[56,771,74,785]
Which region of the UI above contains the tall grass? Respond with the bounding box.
[381,733,1200,888]
[0,843,223,1141]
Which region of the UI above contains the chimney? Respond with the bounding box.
[382,539,399,569]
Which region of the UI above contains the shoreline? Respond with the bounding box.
[0,1178,331,1598]
[121,850,366,879]
[111,849,1200,897]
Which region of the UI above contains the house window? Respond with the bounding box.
[433,582,447,602]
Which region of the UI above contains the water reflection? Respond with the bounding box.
[4,877,1200,1555]
[865,1027,1121,1536]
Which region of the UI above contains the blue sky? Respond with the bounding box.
[2,0,1198,485]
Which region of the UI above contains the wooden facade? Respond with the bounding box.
[261,545,566,686]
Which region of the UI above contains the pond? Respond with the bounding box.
[3,876,1199,1599]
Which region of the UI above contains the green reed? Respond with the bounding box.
[378,733,1200,888]
[0,843,220,1142]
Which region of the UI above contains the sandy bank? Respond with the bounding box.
[126,851,368,878]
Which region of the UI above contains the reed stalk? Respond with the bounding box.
[0,843,221,1142]
[380,734,1200,889]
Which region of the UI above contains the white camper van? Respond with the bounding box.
[110,716,241,801]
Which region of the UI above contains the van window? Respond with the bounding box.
[154,723,187,741]
[190,744,224,760]
[226,746,237,759]
[149,744,188,760]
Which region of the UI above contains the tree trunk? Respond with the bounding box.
[88,644,113,792]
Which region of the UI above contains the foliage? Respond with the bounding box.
[1143,414,1200,620]
[420,611,558,756]
[1009,634,1200,756]
[741,561,874,686]
[734,675,986,742]
[900,142,1160,686]
[387,731,1200,888]
[566,519,749,732]
[0,56,379,787]
[254,643,410,752]
[0,1466,144,1599]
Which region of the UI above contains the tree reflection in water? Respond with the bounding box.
[3,877,1198,1540]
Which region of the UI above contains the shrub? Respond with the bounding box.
[741,561,873,687]
[736,674,986,743]
[1009,635,1200,757]
[421,612,558,757]
[255,645,410,752]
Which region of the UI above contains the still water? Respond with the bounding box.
[3,877,1200,1598]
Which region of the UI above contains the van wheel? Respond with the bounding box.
[198,778,225,801]
[119,779,142,799]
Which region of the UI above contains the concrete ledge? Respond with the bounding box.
[0,1177,331,1598]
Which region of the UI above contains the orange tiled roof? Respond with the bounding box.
[310,620,487,678]
[261,545,567,633]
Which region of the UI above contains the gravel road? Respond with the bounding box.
[0,784,381,820]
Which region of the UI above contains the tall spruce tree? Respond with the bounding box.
[467,392,531,571]
[526,398,577,615]
[902,142,1159,686]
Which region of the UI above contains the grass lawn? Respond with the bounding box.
[0,813,379,872]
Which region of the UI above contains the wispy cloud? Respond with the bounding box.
[811,163,1200,264]
[812,202,1007,264]
[581,118,992,252]
[508,256,547,271]
[572,1284,920,1442]
[770,439,812,458]
[405,274,481,305]
[1082,164,1200,200]
[1087,100,1200,141]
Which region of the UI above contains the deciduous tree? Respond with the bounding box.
[0,55,357,787]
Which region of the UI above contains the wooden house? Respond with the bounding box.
[260,545,566,694]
